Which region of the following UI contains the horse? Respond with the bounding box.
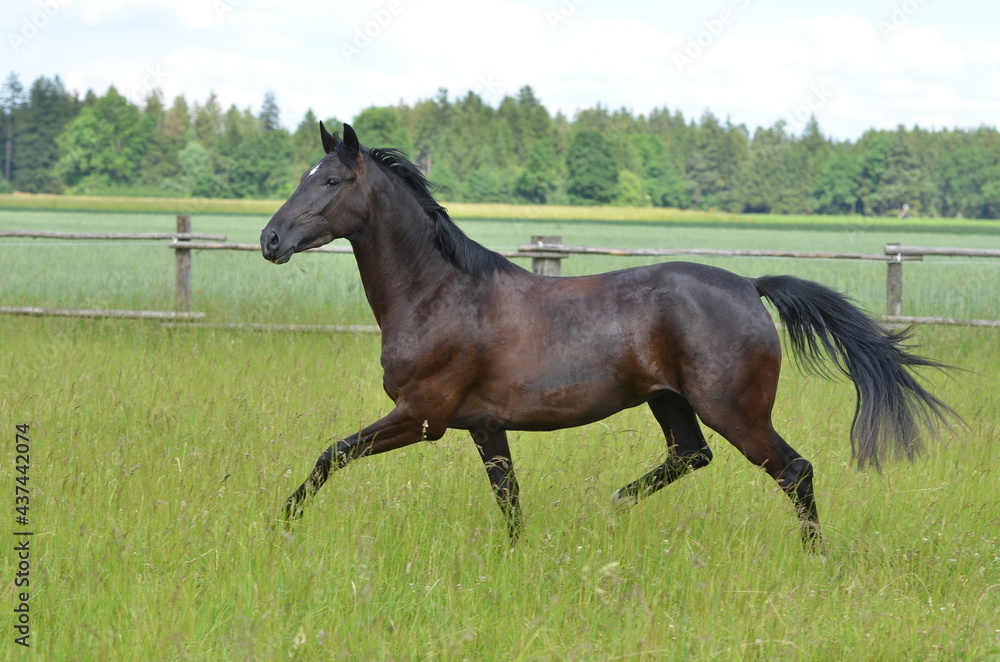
[260,122,955,548]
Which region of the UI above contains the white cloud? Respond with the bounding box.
[73,0,220,29]
[887,26,966,74]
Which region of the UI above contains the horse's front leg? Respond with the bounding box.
[283,407,435,524]
[472,427,522,544]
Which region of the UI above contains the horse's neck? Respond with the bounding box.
[348,189,455,327]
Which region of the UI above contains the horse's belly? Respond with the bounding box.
[449,366,655,431]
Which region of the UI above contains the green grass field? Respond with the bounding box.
[0,320,997,660]
[2,206,998,324]
[1,201,998,659]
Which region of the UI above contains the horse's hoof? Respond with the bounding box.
[610,488,638,509]
[283,498,303,527]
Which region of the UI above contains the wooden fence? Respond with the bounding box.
[2,216,997,328]
[518,238,999,328]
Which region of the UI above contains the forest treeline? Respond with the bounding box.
[2,72,999,218]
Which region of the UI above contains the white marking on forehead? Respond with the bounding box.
[307,161,322,177]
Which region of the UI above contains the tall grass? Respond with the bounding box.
[0,318,996,660]
[3,206,997,660]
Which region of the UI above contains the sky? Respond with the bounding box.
[4,0,999,141]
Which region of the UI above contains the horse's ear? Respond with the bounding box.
[319,121,339,154]
[342,123,360,160]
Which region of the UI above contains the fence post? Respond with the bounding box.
[530,235,563,276]
[175,214,192,312]
[886,253,903,317]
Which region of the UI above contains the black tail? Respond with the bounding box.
[754,275,956,470]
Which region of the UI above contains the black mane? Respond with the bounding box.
[363,146,518,277]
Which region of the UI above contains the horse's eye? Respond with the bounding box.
[325,178,340,187]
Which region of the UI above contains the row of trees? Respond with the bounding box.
[3,72,1000,218]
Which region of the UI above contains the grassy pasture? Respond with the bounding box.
[1,205,998,659]
[1,208,998,324]
[0,318,997,660]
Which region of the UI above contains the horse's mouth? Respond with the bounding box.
[266,248,295,265]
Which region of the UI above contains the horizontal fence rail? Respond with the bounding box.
[516,241,918,262]
[885,243,1000,259]
[159,322,381,333]
[171,241,353,253]
[0,229,226,241]
[883,315,1000,328]
[0,306,205,320]
[1,217,996,328]
[167,240,565,262]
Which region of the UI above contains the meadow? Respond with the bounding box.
[1,205,998,324]
[1,203,998,660]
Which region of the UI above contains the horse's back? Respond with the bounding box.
[546,260,776,350]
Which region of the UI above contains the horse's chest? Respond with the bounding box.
[378,332,472,401]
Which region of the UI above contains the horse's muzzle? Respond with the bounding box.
[261,229,291,264]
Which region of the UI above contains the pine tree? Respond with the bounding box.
[739,123,791,213]
[516,85,553,146]
[876,127,938,215]
[629,134,688,208]
[193,92,223,150]
[812,145,862,214]
[164,96,191,141]
[139,90,183,185]
[405,96,448,173]
[465,167,516,203]
[260,91,280,131]
[937,137,996,218]
[566,130,618,204]
[291,109,325,172]
[218,104,259,157]
[615,170,650,206]
[1,72,25,183]
[352,106,413,155]
[686,112,727,209]
[515,140,562,204]
[226,129,292,198]
[179,140,226,197]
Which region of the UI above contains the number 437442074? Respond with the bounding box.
[15,424,30,521]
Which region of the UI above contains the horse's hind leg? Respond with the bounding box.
[749,429,820,548]
[611,391,713,507]
[472,428,522,543]
[688,332,822,549]
[714,421,821,549]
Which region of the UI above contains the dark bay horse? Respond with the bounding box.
[261,122,954,548]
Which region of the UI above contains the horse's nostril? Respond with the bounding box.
[267,230,280,251]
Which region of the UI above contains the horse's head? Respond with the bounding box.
[261,122,367,264]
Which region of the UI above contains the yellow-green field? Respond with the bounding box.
[0,193,748,220]
[3,193,997,226]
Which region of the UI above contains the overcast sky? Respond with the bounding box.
[5,0,999,141]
